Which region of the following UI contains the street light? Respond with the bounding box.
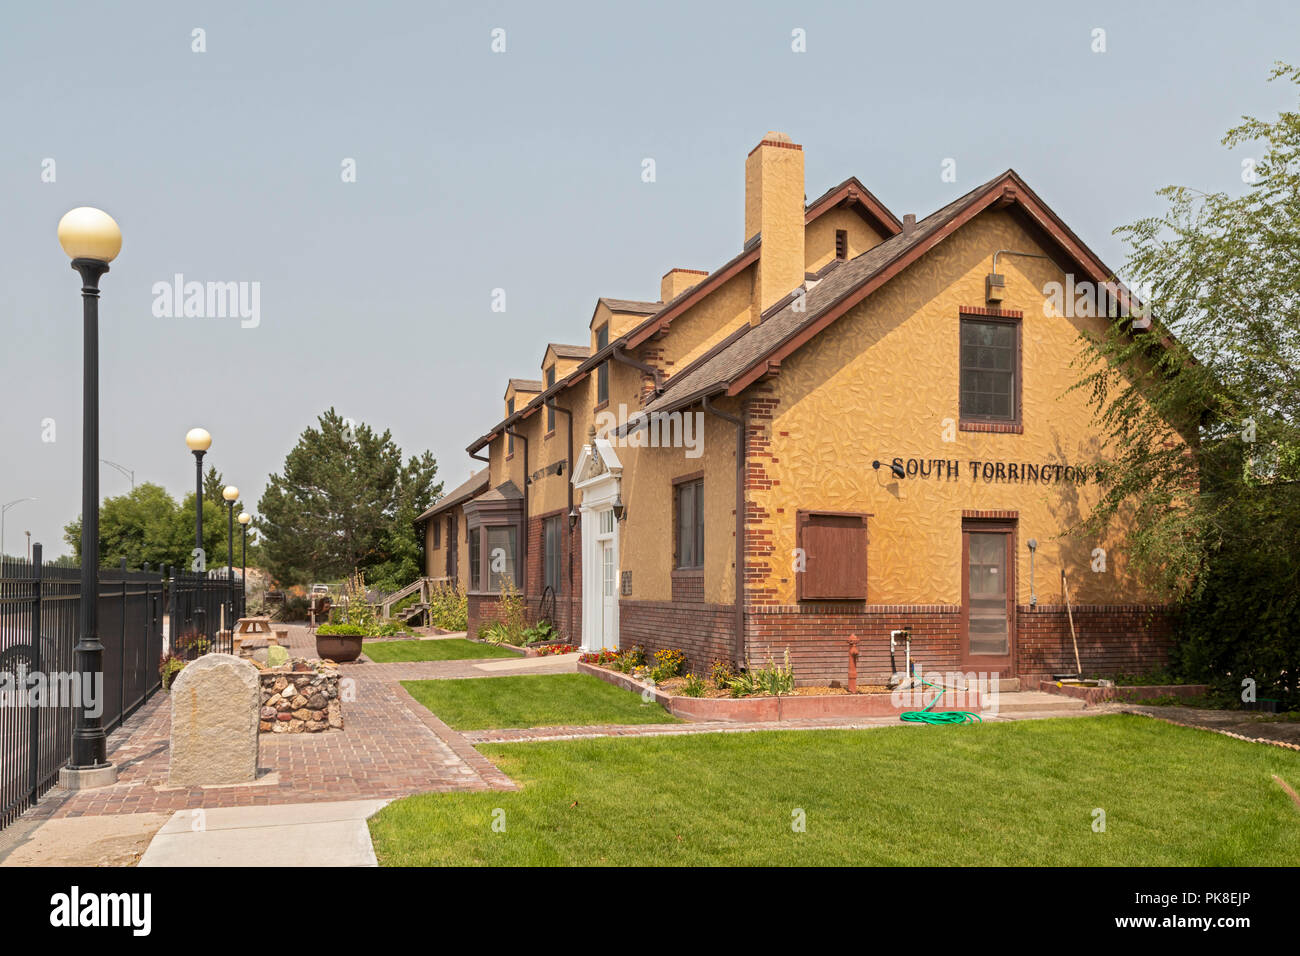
[185,427,212,642]
[1,497,38,557]
[57,205,121,787]
[223,485,238,636]
[238,511,251,613]
[185,427,211,566]
[100,458,134,490]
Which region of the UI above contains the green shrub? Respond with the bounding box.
[316,622,365,637]
[428,582,468,631]
[275,595,309,622]
[159,654,186,691]
[753,650,795,696]
[681,673,707,698]
[524,620,558,644]
[728,651,795,697]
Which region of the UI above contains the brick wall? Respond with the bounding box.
[618,599,734,675]
[746,604,962,685]
[614,600,1176,686]
[670,570,703,604]
[1016,604,1174,680]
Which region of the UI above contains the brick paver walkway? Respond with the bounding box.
[23,626,558,820]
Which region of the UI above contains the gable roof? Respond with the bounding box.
[547,343,591,361]
[466,174,905,455]
[634,169,1150,420]
[504,378,543,400]
[598,297,660,316]
[416,467,489,523]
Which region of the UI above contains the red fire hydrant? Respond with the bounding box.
[847,635,859,695]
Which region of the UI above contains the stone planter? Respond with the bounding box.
[259,662,343,733]
[316,632,363,663]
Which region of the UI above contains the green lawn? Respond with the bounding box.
[368,714,1300,866]
[362,638,521,663]
[401,673,679,730]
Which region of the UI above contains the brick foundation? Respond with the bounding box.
[615,599,1175,685]
[618,599,735,675]
[1016,604,1174,680]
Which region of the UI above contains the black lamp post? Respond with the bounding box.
[185,428,211,563]
[185,427,211,642]
[57,206,121,785]
[238,511,250,617]
[223,486,239,637]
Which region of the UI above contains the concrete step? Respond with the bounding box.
[988,690,1087,713]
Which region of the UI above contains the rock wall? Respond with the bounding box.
[258,662,343,733]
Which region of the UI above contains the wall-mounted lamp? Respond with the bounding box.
[872,459,906,480]
[1027,538,1038,607]
[568,506,580,528]
[612,495,625,521]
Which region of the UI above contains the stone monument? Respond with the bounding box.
[168,653,260,787]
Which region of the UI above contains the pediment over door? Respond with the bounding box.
[572,438,622,489]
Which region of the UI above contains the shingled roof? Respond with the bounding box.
[598,297,661,315]
[635,168,1139,420]
[416,467,489,523]
[547,343,592,361]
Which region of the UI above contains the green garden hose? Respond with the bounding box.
[898,675,982,725]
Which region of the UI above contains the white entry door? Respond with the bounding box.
[600,537,617,650]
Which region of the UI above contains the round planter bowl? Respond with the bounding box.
[315,633,363,663]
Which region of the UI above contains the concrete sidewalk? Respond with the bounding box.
[138,799,390,867]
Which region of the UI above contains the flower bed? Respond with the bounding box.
[1039,680,1210,705]
[526,642,579,657]
[577,661,985,722]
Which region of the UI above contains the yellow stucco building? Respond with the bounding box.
[419,132,1173,684]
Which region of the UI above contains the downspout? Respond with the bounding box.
[504,427,529,601]
[612,346,663,396]
[702,394,746,667]
[546,398,576,640]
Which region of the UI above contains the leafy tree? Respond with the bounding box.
[1075,63,1300,700]
[62,481,259,573]
[257,409,441,587]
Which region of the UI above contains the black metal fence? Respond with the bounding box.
[0,547,165,831]
[167,568,245,658]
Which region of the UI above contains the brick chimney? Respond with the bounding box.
[661,267,708,303]
[745,131,805,324]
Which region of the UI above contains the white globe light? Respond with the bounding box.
[185,427,212,452]
[57,207,122,262]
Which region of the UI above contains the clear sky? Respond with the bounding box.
[1,0,1294,558]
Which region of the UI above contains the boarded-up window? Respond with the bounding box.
[797,511,868,600]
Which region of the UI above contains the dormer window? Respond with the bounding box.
[545,365,556,432]
[596,323,609,405]
[506,397,515,455]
